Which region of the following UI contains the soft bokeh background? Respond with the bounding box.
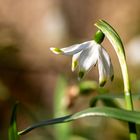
[0,0,140,139]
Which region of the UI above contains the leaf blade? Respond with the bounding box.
[19,106,140,135]
[8,103,19,140]
[54,75,71,140]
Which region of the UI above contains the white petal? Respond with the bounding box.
[100,46,114,80]
[79,42,98,71]
[98,57,108,86]
[61,44,81,55]
[97,45,114,86]
[71,51,82,71]
[62,41,96,55]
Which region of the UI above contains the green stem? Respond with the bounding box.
[119,53,137,140]
[119,53,133,110]
[95,20,137,140]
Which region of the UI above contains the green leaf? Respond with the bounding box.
[54,75,68,116]
[90,93,140,107]
[18,106,140,135]
[68,107,140,123]
[54,75,71,140]
[8,103,19,140]
[90,93,140,108]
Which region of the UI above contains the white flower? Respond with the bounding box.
[50,40,114,86]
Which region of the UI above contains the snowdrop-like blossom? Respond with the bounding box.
[50,40,114,86]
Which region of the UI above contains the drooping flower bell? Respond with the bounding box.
[50,32,114,86]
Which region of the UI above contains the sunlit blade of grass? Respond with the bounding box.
[8,103,19,140]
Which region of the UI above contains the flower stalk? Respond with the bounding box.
[95,19,137,140]
[50,19,137,140]
[94,30,105,44]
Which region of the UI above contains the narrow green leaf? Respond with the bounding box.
[101,99,120,108]
[68,107,140,123]
[54,75,71,140]
[89,94,121,107]
[90,97,120,108]
[8,103,19,140]
[54,75,68,116]
[18,106,140,135]
[90,93,140,107]
[18,115,72,135]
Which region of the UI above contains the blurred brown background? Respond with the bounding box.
[0,0,140,139]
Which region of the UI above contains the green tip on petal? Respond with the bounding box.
[99,79,106,87]
[50,48,63,54]
[72,60,78,71]
[111,75,114,81]
[78,71,85,80]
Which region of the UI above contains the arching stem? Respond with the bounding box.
[95,19,137,140]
